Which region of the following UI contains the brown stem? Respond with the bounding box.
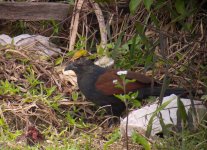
[68,0,84,51]
[90,0,107,50]
[123,78,129,150]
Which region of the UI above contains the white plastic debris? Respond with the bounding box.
[0,34,12,45]
[120,94,206,137]
[94,56,114,67]
[62,70,77,86]
[0,34,61,57]
[117,70,128,76]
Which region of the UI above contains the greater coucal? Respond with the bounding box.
[65,58,186,116]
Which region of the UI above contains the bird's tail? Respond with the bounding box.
[138,87,187,99]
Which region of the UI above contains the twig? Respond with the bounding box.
[68,0,85,51]
[90,0,107,50]
[122,78,129,150]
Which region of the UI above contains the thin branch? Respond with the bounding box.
[68,0,85,51]
[90,0,107,49]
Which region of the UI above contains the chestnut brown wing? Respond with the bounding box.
[95,70,153,95]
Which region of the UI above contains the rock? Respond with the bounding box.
[0,34,61,57]
[0,34,12,45]
[120,94,206,137]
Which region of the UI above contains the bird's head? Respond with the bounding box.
[65,58,95,74]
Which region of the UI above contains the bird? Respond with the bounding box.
[65,58,186,116]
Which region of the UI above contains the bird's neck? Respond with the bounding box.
[76,66,106,95]
[77,66,105,83]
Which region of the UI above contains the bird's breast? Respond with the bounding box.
[77,74,99,99]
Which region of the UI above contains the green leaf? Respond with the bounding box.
[112,31,125,58]
[182,22,192,31]
[45,86,56,97]
[154,0,167,10]
[0,118,5,126]
[114,94,126,102]
[0,80,19,95]
[146,98,173,137]
[143,0,153,11]
[158,113,171,136]
[66,113,76,125]
[201,95,207,101]
[122,43,129,51]
[150,13,159,27]
[145,54,153,67]
[135,23,151,48]
[136,22,145,34]
[131,99,141,107]
[132,132,151,150]
[103,130,120,150]
[114,82,123,90]
[66,50,75,57]
[131,91,139,99]
[72,91,79,101]
[106,43,114,49]
[175,0,186,15]
[129,0,142,14]
[125,79,136,84]
[97,45,105,56]
[177,96,187,124]
[171,14,186,23]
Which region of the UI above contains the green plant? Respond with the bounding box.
[132,132,151,150]
[113,71,142,149]
[66,113,88,129]
[44,86,57,98]
[24,66,42,88]
[0,117,9,134]
[129,0,200,31]
[103,129,120,150]
[114,72,141,107]
[74,35,87,50]
[15,20,27,34]
[71,91,79,101]
[154,123,207,149]
[145,98,173,137]
[55,57,64,65]
[51,20,59,35]
[111,31,155,69]
[0,80,20,95]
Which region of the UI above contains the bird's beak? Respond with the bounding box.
[65,63,77,71]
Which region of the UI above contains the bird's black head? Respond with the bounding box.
[65,58,95,74]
